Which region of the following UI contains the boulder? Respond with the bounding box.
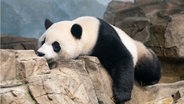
[164,14,184,58]
[0,49,114,104]
[104,1,154,43]
[104,0,184,60]
[146,13,184,60]
[1,49,184,104]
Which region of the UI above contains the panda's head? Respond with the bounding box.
[37,17,99,63]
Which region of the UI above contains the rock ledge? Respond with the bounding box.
[0,49,184,104]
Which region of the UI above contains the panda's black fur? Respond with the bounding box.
[135,49,161,86]
[91,18,134,103]
[37,16,161,104]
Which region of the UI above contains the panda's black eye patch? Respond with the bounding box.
[52,41,61,53]
[41,38,45,46]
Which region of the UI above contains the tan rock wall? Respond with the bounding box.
[0,49,114,104]
[1,49,184,104]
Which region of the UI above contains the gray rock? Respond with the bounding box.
[104,0,184,60]
[164,14,184,58]
[0,35,38,51]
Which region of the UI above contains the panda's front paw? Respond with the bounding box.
[47,60,57,69]
[113,87,131,104]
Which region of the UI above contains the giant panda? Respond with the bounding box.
[37,16,161,104]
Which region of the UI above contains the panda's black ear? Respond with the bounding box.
[45,19,53,30]
[71,24,82,39]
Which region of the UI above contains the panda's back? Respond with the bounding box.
[74,16,138,66]
[112,26,138,66]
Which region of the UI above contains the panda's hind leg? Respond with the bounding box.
[135,50,161,86]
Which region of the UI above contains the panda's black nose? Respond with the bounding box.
[36,51,45,57]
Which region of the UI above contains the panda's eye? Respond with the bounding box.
[41,38,45,46]
[52,41,61,52]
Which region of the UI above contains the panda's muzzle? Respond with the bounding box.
[36,51,57,69]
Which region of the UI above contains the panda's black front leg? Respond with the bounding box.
[111,60,134,104]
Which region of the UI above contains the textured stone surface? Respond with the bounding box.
[104,0,184,60]
[1,49,184,104]
[0,49,49,82]
[164,14,184,58]
[0,49,114,104]
[146,13,184,59]
[0,50,17,81]
[127,81,184,104]
[0,86,34,104]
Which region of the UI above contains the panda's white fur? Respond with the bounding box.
[112,26,138,65]
[38,16,138,65]
[37,43,58,60]
[37,16,161,103]
[134,40,152,60]
[73,17,100,55]
[38,17,100,61]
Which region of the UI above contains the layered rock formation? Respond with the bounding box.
[0,49,113,104]
[0,35,38,51]
[104,0,184,59]
[1,49,184,104]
